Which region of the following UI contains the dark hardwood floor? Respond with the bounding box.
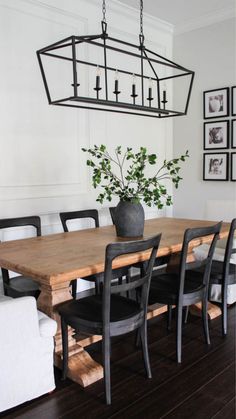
[1,306,235,419]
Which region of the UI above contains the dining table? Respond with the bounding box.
[0,216,230,387]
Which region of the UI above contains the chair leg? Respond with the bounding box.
[222,284,227,336]
[176,305,183,363]
[95,277,102,294]
[61,318,68,380]
[103,333,111,405]
[71,280,77,300]
[118,276,123,285]
[140,322,152,378]
[126,270,131,298]
[184,306,189,324]
[167,304,172,331]
[135,329,140,348]
[202,298,210,345]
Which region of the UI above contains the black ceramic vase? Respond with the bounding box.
[114,201,145,238]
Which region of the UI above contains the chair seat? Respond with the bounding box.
[188,260,236,285]
[209,260,236,284]
[6,276,40,298]
[149,272,205,305]
[58,294,141,335]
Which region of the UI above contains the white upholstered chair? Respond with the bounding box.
[0,296,57,412]
[193,233,236,304]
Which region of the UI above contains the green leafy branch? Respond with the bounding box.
[82,145,189,209]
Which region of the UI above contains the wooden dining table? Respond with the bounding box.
[0,217,230,387]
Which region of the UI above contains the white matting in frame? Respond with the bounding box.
[203,87,229,119]
[232,120,236,148]
[204,120,229,150]
[203,152,229,181]
[232,86,236,116]
[231,153,236,181]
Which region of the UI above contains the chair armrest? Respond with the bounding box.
[0,297,40,341]
[37,311,57,337]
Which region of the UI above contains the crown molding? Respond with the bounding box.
[88,0,174,34]
[175,6,236,35]
[6,0,173,35]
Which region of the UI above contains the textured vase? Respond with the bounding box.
[114,201,145,238]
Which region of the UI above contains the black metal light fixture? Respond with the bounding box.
[37,0,195,118]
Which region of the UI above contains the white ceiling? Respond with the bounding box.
[118,0,235,28]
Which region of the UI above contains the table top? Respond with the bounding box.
[0,217,229,285]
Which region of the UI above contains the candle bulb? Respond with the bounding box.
[114,70,119,91]
[96,66,101,89]
[132,74,136,96]
[163,82,167,102]
[148,78,153,99]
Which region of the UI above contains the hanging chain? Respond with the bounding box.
[140,0,143,36]
[102,0,106,23]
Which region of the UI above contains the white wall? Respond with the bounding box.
[173,18,236,221]
[0,0,174,235]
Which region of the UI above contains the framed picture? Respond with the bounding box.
[232,120,236,148]
[231,153,236,181]
[203,87,229,119]
[232,86,236,116]
[203,152,229,181]
[204,120,229,150]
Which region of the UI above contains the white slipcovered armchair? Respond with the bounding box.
[0,296,57,412]
[193,237,236,304]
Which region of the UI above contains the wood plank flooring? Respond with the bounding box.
[1,306,235,419]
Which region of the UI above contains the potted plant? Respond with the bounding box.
[82,145,189,238]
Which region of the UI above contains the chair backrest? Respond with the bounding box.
[223,218,236,276]
[0,216,41,286]
[102,234,162,331]
[0,216,41,237]
[109,207,116,225]
[59,209,99,232]
[179,222,222,297]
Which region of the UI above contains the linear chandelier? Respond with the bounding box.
[37,0,195,118]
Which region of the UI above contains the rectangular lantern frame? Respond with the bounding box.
[37,28,195,119]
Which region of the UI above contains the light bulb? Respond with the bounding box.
[115,70,119,80]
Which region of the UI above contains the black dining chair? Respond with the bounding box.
[190,218,236,336]
[58,233,162,405]
[148,222,222,363]
[59,209,131,298]
[0,216,41,299]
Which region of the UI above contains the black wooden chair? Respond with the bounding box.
[60,209,131,298]
[148,222,222,363]
[0,216,41,299]
[58,233,161,405]
[190,218,236,336]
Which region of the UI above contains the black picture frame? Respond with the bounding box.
[232,86,236,116]
[231,153,236,181]
[203,152,229,181]
[232,119,236,149]
[203,120,229,150]
[203,87,229,119]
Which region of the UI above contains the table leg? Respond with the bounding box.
[37,281,103,387]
